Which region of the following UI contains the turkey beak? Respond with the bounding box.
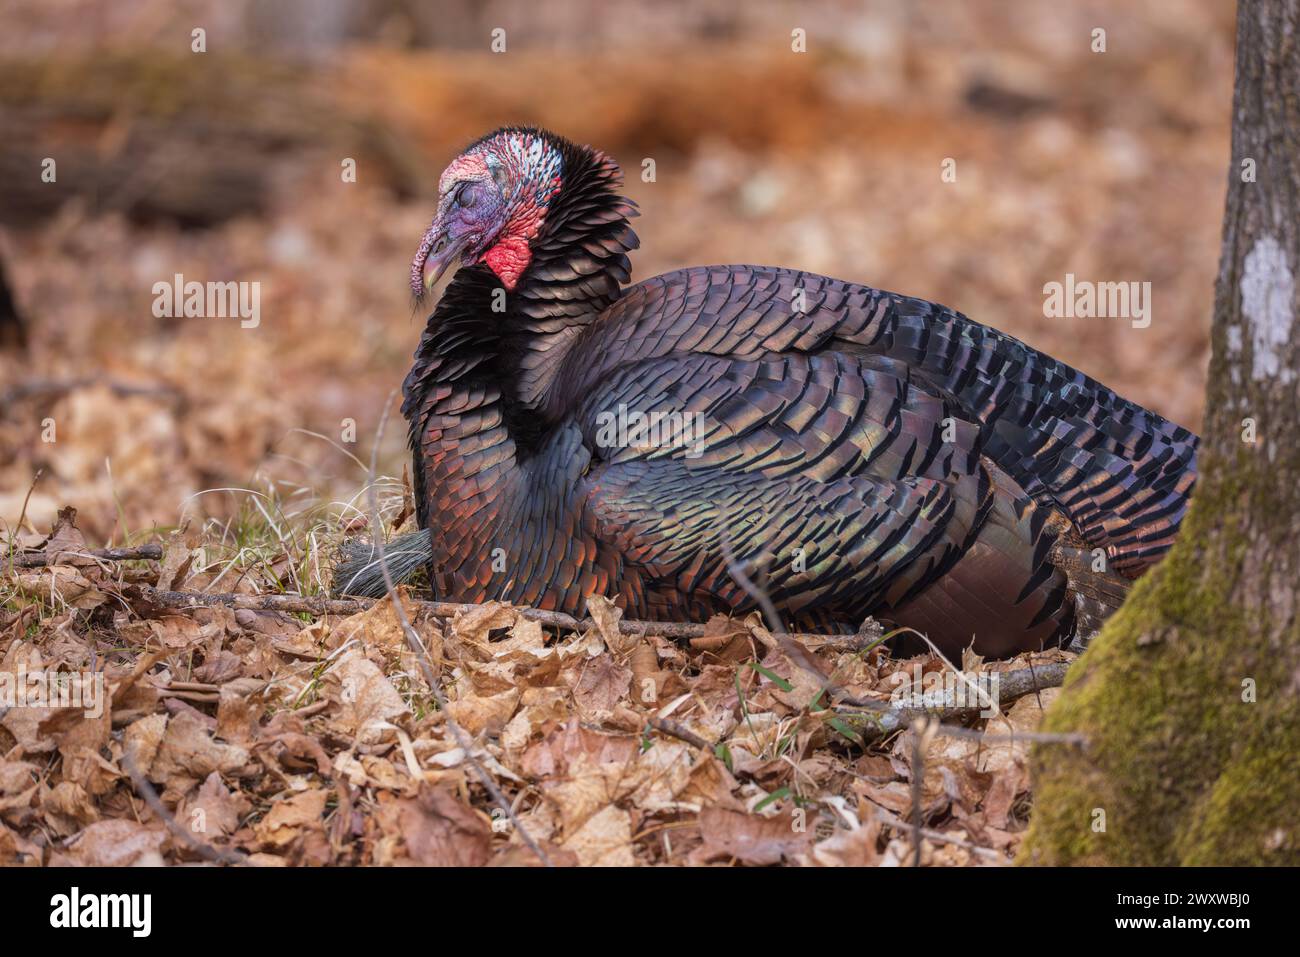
[412,220,471,300]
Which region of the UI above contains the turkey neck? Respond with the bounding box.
[402,142,640,527]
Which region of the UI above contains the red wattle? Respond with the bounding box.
[484,236,532,290]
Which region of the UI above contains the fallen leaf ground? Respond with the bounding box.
[2,506,1074,866]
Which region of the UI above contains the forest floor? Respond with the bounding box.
[1,501,1076,866]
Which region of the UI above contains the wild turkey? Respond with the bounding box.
[334,126,1198,659]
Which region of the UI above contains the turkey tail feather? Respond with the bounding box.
[1049,540,1132,644]
[331,531,432,598]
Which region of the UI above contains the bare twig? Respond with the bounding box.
[131,587,1081,749]
[870,807,1005,864]
[646,716,713,751]
[718,532,784,634]
[119,751,246,866]
[830,661,1078,742]
[11,543,163,568]
[0,377,183,408]
[363,389,551,867]
[134,587,843,645]
[910,718,930,868]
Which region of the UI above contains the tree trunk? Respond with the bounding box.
[1021,0,1300,866]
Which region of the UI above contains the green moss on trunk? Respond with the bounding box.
[1021,473,1300,866]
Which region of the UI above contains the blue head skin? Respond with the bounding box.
[411,131,564,300]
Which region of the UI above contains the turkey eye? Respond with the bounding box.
[457,184,477,209]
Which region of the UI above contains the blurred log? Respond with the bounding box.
[0,53,428,229]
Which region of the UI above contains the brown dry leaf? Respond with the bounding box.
[523,720,692,835]
[233,609,302,638]
[519,719,640,781]
[60,746,120,797]
[542,766,628,834]
[760,645,827,714]
[46,696,112,793]
[561,803,635,866]
[499,687,570,752]
[333,588,437,664]
[267,730,334,777]
[0,761,39,827]
[330,648,408,745]
[899,728,983,812]
[148,614,204,649]
[692,806,815,865]
[572,653,632,719]
[446,688,520,736]
[853,778,915,817]
[215,686,260,745]
[149,711,252,785]
[688,615,753,660]
[123,713,168,771]
[459,658,523,695]
[800,818,884,866]
[195,649,243,684]
[51,819,166,866]
[676,754,744,810]
[374,785,492,866]
[628,641,664,707]
[449,602,518,646]
[586,594,637,655]
[489,615,547,657]
[181,772,250,841]
[15,565,107,609]
[979,687,1061,773]
[42,507,97,568]
[0,820,42,865]
[41,781,100,836]
[254,788,328,848]
[275,619,334,659]
[0,761,40,798]
[156,525,196,592]
[1,702,55,754]
[490,843,579,867]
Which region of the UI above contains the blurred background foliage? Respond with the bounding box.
[0,0,1232,545]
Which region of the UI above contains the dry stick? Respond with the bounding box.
[11,544,163,568]
[831,661,1077,742]
[1,466,43,550]
[718,533,784,635]
[119,751,246,866]
[137,600,1081,739]
[870,807,1005,864]
[910,718,929,868]
[138,587,839,645]
[0,376,183,407]
[646,716,713,751]
[363,389,551,868]
[718,534,847,715]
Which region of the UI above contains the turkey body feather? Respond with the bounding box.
[333,128,1198,659]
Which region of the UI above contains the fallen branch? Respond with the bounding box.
[10,543,163,568]
[646,716,713,751]
[831,661,1075,742]
[0,377,183,408]
[135,586,849,645]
